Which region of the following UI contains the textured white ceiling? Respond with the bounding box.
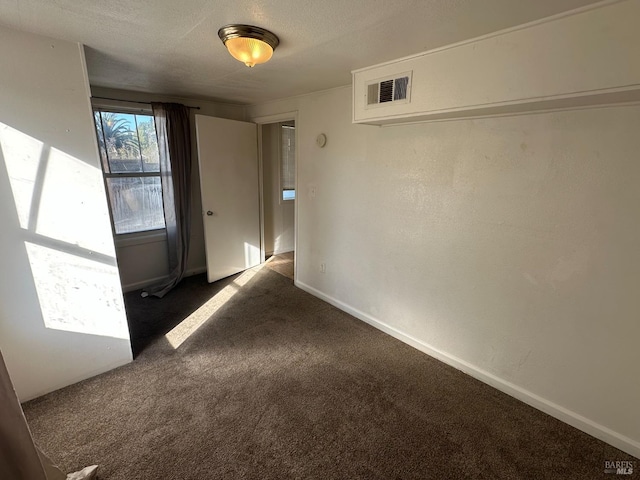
[0,0,604,104]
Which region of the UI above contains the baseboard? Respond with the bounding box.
[266,249,294,257]
[121,275,168,293]
[185,266,207,277]
[121,266,207,293]
[294,280,640,459]
[273,248,294,255]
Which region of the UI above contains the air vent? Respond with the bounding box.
[367,83,379,104]
[393,76,409,101]
[366,72,412,107]
[379,79,394,103]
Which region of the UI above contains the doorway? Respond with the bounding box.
[256,114,297,282]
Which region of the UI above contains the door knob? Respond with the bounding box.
[206,210,214,216]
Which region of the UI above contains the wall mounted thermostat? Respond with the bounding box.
[316,133,327,148]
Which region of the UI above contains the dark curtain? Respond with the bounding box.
[144,103,192,298]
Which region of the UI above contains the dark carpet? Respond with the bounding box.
[23,266,637,479]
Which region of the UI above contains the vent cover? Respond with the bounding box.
[366,72,412,107]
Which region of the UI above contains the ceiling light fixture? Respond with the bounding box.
[218,24,280,68]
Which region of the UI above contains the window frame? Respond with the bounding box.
[92,105,167,240]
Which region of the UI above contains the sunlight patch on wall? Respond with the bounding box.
[165,264,263,349]
[1,121,129,341]
[24,242,129,339]
[0,122,115,257]
[244,242,260,268]
[36,147,114,256]
[0,122,43,229]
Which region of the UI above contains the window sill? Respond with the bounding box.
[115,229,167,248]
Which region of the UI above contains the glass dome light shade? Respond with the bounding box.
[218,25,280,68]
[225,37,273,67]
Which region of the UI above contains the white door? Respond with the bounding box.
[195,115,260,283]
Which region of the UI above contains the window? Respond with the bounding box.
[93,110,165,235]
[281,124,295,201]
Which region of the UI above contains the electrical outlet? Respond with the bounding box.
[320,262,326,273]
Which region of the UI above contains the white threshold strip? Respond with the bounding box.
[295,280,640,460]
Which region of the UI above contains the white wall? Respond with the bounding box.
[0,26,132,401]
[262,123,295,255]
[90,87,246,291]
[248,5,640,446]
[246,3,640,457]
[250,83,640,457]
[353,0,640,125]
